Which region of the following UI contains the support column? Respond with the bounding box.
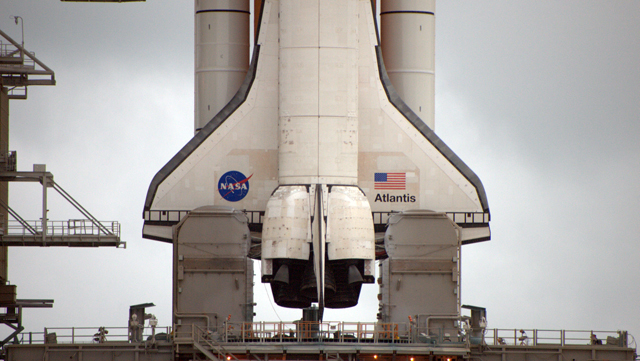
[0,88,9,283]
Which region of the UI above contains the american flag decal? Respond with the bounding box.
[374,172,406,190]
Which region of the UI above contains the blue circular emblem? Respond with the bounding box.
[218,171,251,202]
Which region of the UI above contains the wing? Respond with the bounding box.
[355,6,490,244]
[142,3,280,242]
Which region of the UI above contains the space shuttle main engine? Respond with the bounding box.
[143,0,490,320]
[261,185,375,311]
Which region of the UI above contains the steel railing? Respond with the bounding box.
[486,328,628,347]
[186,322,629,348]
[178,321,471,346]
[5,219,120,237]
[14,326,171,344]
[14,324,630,349]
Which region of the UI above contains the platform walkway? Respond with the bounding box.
[6,323,636,361]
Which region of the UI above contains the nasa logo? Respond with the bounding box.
[218,171,252,202]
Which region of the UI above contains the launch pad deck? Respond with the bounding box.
[6,323,636,361]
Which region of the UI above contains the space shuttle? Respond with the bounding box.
[142,0,490,315]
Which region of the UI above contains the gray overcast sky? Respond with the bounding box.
[0,0,638,345]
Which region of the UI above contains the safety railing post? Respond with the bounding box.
[41,174,47,243]
[374,322,378,343]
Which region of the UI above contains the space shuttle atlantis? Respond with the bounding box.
[143,0,490,313]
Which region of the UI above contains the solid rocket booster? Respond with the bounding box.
[195,0,250,132]
[381,0,435,129]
